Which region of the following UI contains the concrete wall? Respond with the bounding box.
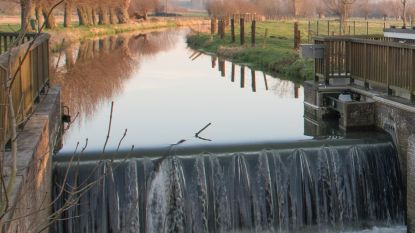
[375,101,415,233]
[2,87,61,233]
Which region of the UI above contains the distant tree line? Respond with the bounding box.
[207,0,415,28]
[15,0,160,30]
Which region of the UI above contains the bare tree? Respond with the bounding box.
[323,0,356,33]
[401,0,408,27]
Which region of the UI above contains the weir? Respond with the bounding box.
[53,137,404,233]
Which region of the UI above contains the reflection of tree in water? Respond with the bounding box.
[267,76,297,98]
[51,30,181,126]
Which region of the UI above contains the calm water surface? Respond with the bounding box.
[53,29,310,153]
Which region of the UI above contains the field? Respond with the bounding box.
[187,18,402,81]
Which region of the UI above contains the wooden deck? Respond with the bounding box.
[314,35,415,99]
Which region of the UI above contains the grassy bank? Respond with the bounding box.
[0,18,209,50]
[187,19,391,82]
[187,22,313,82]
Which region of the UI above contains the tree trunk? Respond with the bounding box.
[116,7,129,24]
[402,2,407,28]
[98,7,110,25]
[20,0,33,31]
[42,6,57,29]
[64,2,73,27]
[87,7,94,25]
[35,5,44,29]
[77,7,90,26]
[109,8,118,24]
[92,8,97,25]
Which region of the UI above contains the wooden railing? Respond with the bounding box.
[0,33,50,147]
[0,32,38,54]
[313,35,415,95]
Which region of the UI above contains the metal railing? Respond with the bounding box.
[0,32,50,147]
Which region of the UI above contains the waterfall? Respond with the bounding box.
[53,142,404,233]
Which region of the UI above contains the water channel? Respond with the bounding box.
[51,29,406,233]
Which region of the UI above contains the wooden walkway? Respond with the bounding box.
[314,35,415,99]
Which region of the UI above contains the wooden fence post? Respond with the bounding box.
[317,20,319,35]
[231,17,235,42]
[327,20,330,36]
[366,21,369,35]
[211,18,216,35]
[251,19,256,47]
[263,28,268,48]
[240,17,245,45]
[220,19,225,39]
[308,20,311,42]
[294,22,300,50]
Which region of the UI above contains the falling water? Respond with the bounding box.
[53,141,404,233]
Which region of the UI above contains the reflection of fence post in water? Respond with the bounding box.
[240,66,245,88]
[231,63,235,82]
[219,59,225,77]
[294,84,299,99]
[263,72,268,90]
[211,56,217,68]
[240,17,245,45]
[251,69,256,92]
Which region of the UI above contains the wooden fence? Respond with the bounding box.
[314,35,415,96]
[0,32,50,147]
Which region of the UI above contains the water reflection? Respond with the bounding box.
[203,55,301,99]
[51,30,181,126]
[55,29,311,153]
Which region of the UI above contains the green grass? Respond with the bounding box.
[187,19,395,82]
[0,24,20,32]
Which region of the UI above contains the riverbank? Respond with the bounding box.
[0,17,209,50]
[187,32,313,82]
[48,18,208,50]
[186,21,314,82]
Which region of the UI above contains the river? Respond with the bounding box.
[51,28,406,233]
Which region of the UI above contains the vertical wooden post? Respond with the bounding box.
[339,21,342,35]
[251,69,256,92]
[263,28,268,48]
[308,20,311,43]
[294,22,300,50]
[251,19,256,47]
[231,17,235,42]
[384,17,386,29]
[240,66,245,88]
[354,21,356,35]
[240,17,245,45]
[220,19,225,39]
[366,21,369,35]
[211,18,216,35]
[317,20,319,35]
[327,20,330,36]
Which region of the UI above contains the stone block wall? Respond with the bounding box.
[2,87,61,233]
